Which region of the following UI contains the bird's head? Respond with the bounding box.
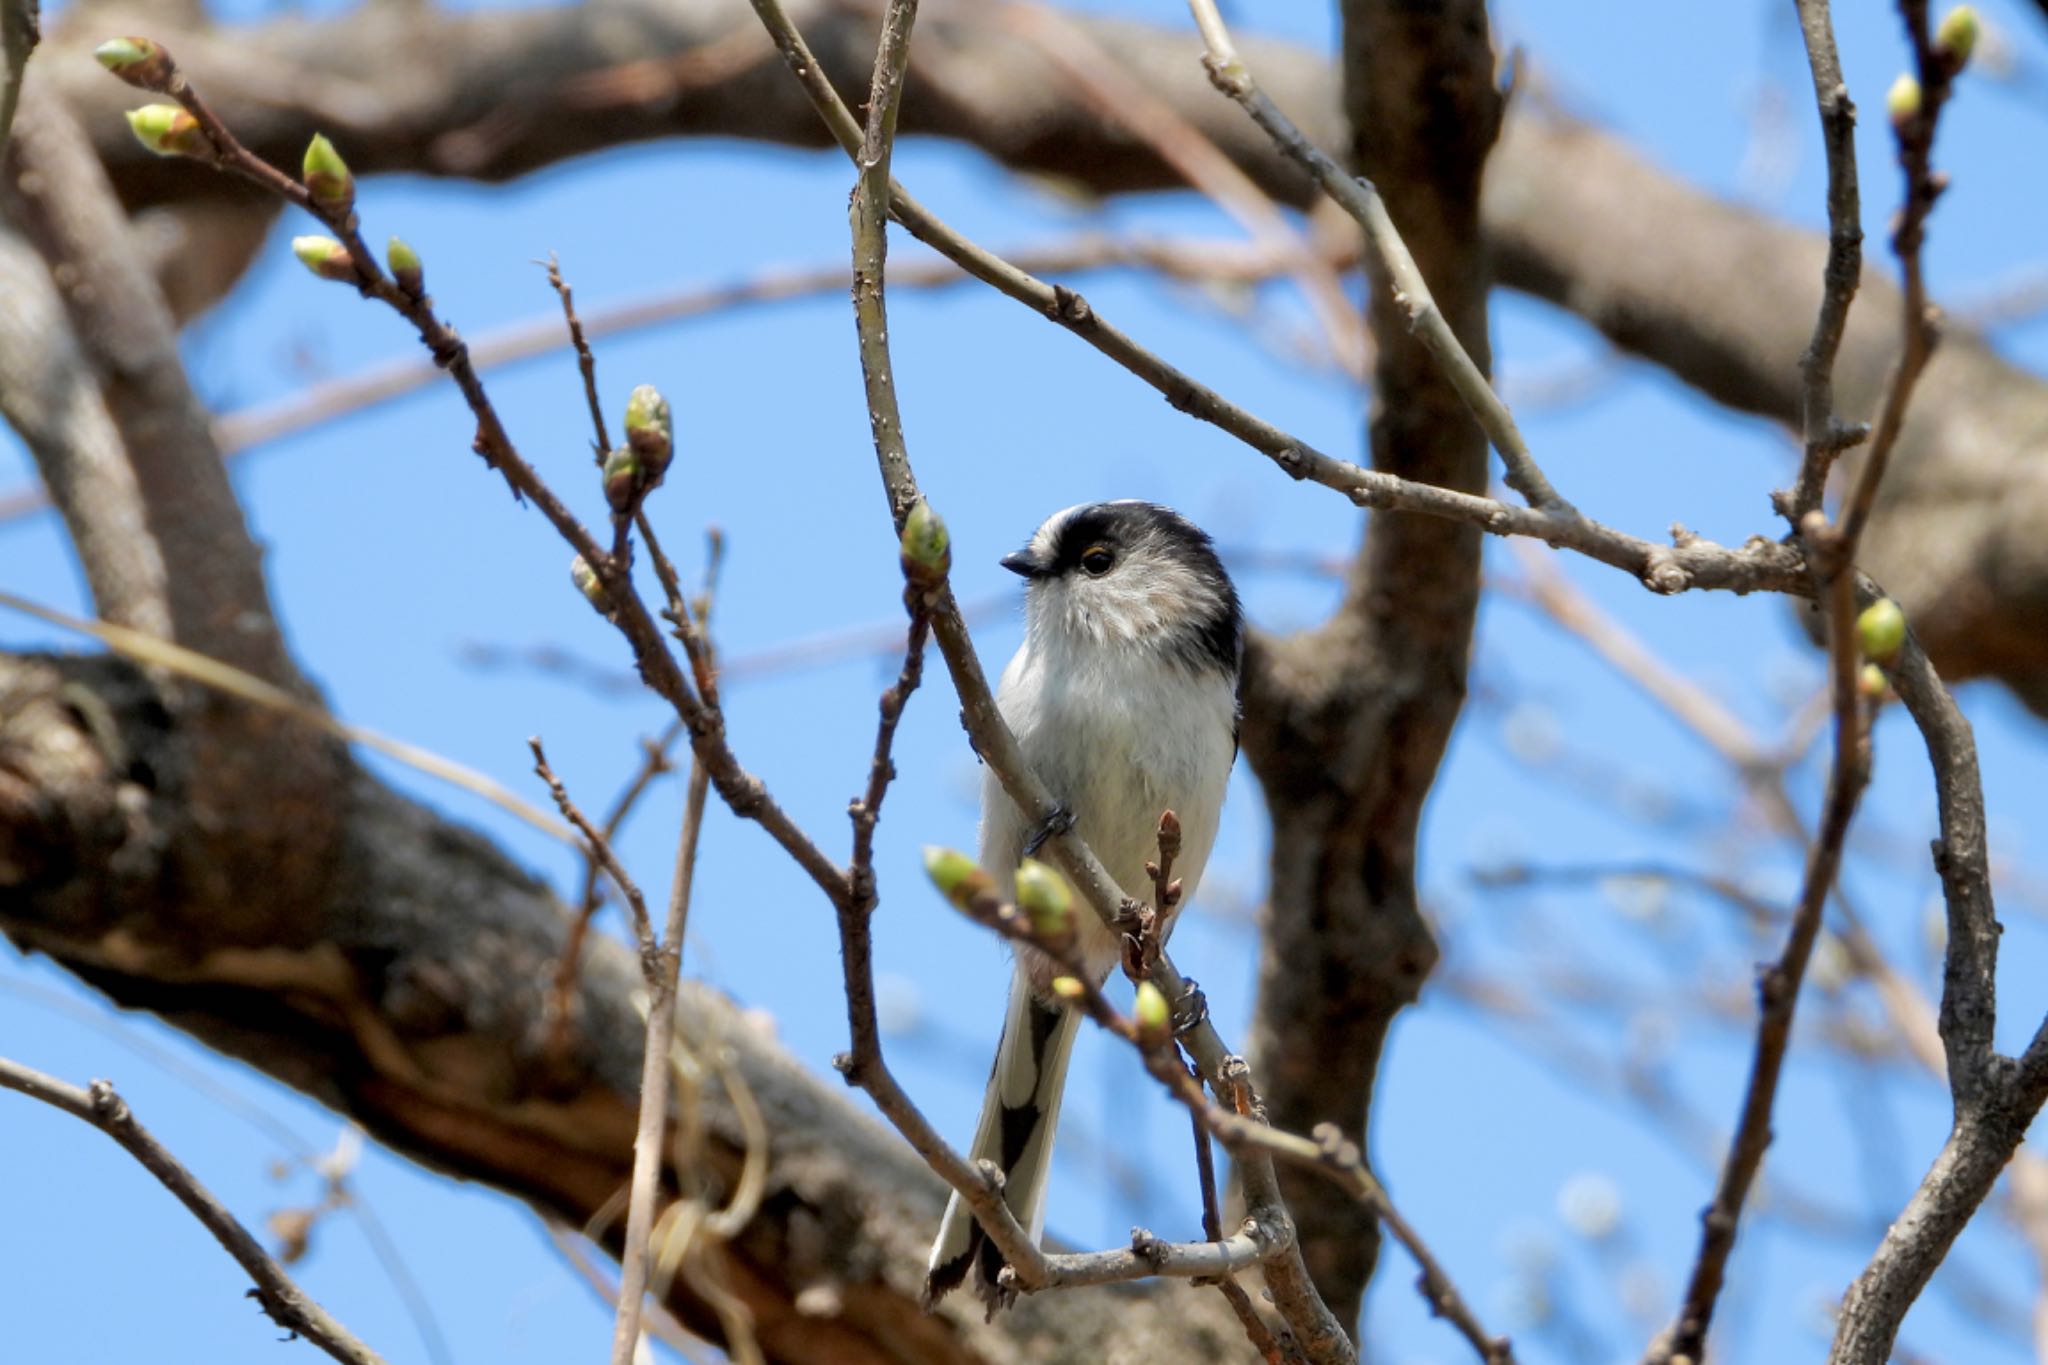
[1003,501,1241,674]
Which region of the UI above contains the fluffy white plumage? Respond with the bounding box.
[924,501,1240,1309]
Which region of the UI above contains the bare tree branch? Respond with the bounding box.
[0,1056,389,1365]
[1783,0,1866,521]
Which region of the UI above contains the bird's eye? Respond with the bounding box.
[1079,546,1115,576]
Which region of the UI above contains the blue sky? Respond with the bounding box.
[5,1,2048,1362]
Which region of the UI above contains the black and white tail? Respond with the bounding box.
[923,964,1082,1309]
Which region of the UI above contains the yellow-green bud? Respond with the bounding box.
[1133,980,1170,1041]
[1049,976,1085,1003]
[570,554,607,610]
[1887,73,1923,127]
[125,103,207,158]
[923,846,994,912]
[95,37,172,90]
[302,134,355,213]
[1014,859,1075,942]
[898,498,951,584]
[386,237,424,298]
[1936,6,1978,69]
[1858,662,1890,701]
[291,235,356,283]
[623,384,673,480]
[1856,597,1907,662]
[602,446,643,515]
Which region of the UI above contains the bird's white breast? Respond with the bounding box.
[980,626,1236,980]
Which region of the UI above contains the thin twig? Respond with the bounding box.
[1783,0,1868,520]
[1181,0,1564,514]
[532,740,658,956]
[741,0,1803,601]
[610,753,712,1363]
[546,1222,716,1362]
[1502,549,1949,1076]
[0,1057,388,1365]
[546,253,614,458]
[547,721,683,1057]
[1837,0,1956,556]
[122,235,1305,472]
[993,0,1366,377]
[1189,1061,1293,1363]
[1647,517,1874,1363]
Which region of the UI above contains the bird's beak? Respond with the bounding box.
[1000,550,1048,579]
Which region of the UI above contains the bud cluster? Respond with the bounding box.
[604,384,675,516]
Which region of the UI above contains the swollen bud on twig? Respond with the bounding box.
[1014,859,1075,946]
[291,235,356,283]
[95,37,172,90]
[898,498,951,585]
[1133,980,1170,1043]
[1049,976,1085,1004]
[1887,73,1923,128]
[1856,597,1907,662]
[386,237,424,298]
[602,447,644,516]
[1936,6,1979,70]
[302,134,356,214]
[569,554,609,612]
[623,385,673,483]
[124,103,207,158]
[923,846,995,913]
[1858,662,1891,702]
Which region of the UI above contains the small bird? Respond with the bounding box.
[924,500,1243,1309]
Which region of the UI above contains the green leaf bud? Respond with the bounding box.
[1014,859,1075,943]
[290,235,356,283]
[386,237,424,298]
[1856,597,1907,662]
[923,846,994,912]
[1133,979,1170,1041]
[1936,7,1979,69]
[602,446,643,515]
[95,37,172,90]
[569,554,607,611]
[124,103,207,158]
[623,385,673,480]
[898,498,951,584]
[1858,662,1891,701]
[302,134,355,213]
[1049,976,1085,1003]
[1887,73,1923,127]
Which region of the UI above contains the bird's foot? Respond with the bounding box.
[1021,803,1075,859]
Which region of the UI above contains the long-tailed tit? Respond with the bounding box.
[924,500,1243,1308]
